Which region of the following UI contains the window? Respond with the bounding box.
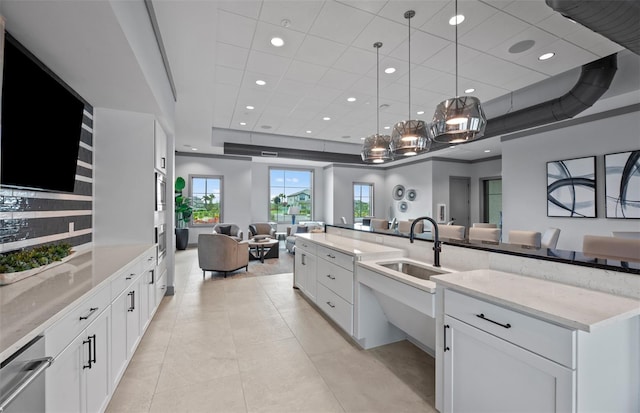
[190,175,223,225]
[353,182,373,223]
[270,168,313,223]
[482,178,502,225]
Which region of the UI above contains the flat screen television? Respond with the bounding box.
[1,33,85,193]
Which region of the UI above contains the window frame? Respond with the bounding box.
[269,167,314,224]
[353,182,374,223]
[189,174,224,227]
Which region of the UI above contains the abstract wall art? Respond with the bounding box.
[605,150,640,218]
[547,156,596,217]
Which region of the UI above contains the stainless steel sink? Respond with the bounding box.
[378,261,447,280]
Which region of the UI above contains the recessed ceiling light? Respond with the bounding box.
[261,125,272,129]
[384,67,396,74]
[341,135,351,139]
[323,116,331,121]
[347,97,356,102]
[360,137,366,140]
[484,149,491,153]
[240,122,247,126]
[191,147,198,151]
[384,126,391,130]
[539,52,555,61]
[246,105,254,110]
[256,80,266,86]
[449,14,465,25]
[270,37,284,47]
[306,130,312,134]
[465,88,475,93]
[417,110,425,115]
[449,145,456,149]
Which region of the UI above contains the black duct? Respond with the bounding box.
[545,0,640,55]
[479,53,618,140]
[224,142,363,164]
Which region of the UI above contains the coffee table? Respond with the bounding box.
[248,238,279,263]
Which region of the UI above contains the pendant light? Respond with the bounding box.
[361,42,393,164]
[430,0,486,143]
[390,10,430,157]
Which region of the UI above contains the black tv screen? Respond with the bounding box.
[1,33,85,193]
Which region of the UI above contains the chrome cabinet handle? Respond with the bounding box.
[0,356,53,411]
[79,307,98,321]
[127,291,135,312]
[326,301,335,308]
[326,274,335,280]
[476,313,511,329]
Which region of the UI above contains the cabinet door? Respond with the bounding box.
[84,308,111,413]
[295,251,316,302]
[46,335,83,413]
[154,120,167,172]
[139,269,152,332]
[294,251,306,290]
[126,282,141,358]
[443,316,574,413]
[110,289,128,388]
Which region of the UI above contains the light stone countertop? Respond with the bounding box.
[431,269,640,332]
[0,243,154,363]
[297,233,405,260]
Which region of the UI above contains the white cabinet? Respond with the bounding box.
[46,307,111,413]
[154,119,167,173]
[439,288,640,413]
[111,272,142,389]
[294,239,316,302]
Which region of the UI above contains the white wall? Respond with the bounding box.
[502,109,640,251]
[385,161,434,222]
[328,165,386,225]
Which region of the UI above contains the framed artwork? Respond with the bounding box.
[547,156,596,217]
[605,150,640,218]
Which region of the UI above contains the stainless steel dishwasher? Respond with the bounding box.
[0,335,52,413]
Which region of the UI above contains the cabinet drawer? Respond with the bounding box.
[317,283,353,335]
[317,258,353,304]
[45,284,111,357]
[316,245,353,271]
[110,259,142,298]
[444,289,576,368]
[140,249,157,271]
[295,238,317,255]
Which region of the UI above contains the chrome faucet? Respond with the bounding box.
[409,216,441,267]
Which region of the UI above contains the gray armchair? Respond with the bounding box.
[213,223,243,241]
[198,234,249,278]
[248,222,276,239]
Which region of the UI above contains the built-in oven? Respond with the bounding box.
[155,172,166,211]
[156,223,167,262]
[0,335,52,413]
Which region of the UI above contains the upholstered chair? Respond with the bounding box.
[198,234,249,278]
[397,220,424,234]
[213,223,243,241]
[582,235,640,263]
[285,224,308,253]
[468,227,501,244]
[248,223,276,239]
[439,225,466,240]
[541,228,561,249]
[371,218,389,231]
[508,230,542,249]
[472,223,497,228]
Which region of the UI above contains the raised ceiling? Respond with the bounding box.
[1,0,631,164]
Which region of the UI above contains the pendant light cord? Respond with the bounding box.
[455,0,458,97]
[407,12,412,119]
[376,43,380,135]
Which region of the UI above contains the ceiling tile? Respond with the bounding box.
[502,0,556,25]
[309,1,375,45]
[216,0,262,20]
[420,0,497,41]
[459,8,530,51]
[276,77,316,95]
[216,43,250,70]
[332,46,377,75]
[216,11,257,49]
[317,68,363,90]
[250,21,307,58]
[246,49,292,76]
[285,60,328,83]
[295,35,348,66]
[336,0,387,15]
[388,30,449,65]
[352,16,407,51]
[520,38,599,76]
[487,26,559,62]
[259,0,325,33]
[214,66,244,86]
[377,0,447,28]
[564,26,625,57]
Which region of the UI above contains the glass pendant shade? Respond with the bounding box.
[390,119,431,156]
[431,95,487,143]
[361,133,393,163]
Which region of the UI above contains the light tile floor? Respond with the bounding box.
[106,248,437,413]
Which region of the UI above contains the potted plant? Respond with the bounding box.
[175,176,193,250]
